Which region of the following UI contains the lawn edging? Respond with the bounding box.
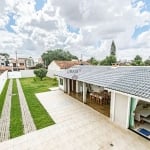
[20,77,56,129]
[10,79,23,138]
[0,79,9,117]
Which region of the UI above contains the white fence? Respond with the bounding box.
[8,70,35,79]
[0,71,8,94]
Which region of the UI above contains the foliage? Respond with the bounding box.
[0,53,10,66]
[144,58,150,66]
[0,53,9,58]
[35,63,44,69]
[20,77,57,129]
[10,79,23,138]
[110,40,116,56]
[100,55,117,65]
[131,55,144,66]
[0,80,9,117]
[88,57,99,65]
[41,49,78,66]
[34,68,47,80]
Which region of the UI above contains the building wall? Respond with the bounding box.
[8,71,21,78]
[90,85,104,92]
[114,93,129,128]
[20,70,35,78]
[59,78,64,90]
[47,61,61,78]
[0,71,8,94]
[8,70,35,78]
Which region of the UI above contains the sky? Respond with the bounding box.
[0,0,150,61]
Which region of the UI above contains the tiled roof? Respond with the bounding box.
[54,60,89,69]
[57,65,150,100]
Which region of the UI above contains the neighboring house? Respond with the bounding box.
[0,55,6,66]
[25,57,34,69]
[57,65,150,139]
[47,60,89,78]
[9,58,26,71]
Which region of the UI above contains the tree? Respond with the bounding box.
[0,53,9,66]
[144,58,150,66]
[34,68,47,80]
[41,49,78,67]
[88,57,99,65]
[110,40,116,56]
[35,63,44,69]
[100,55,117,65]
[131,55,144,66]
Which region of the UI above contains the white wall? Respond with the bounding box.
[0,71,8,94]
[20,70,35,78]
[90,85,104,92]
[47,61,61,78]
[59,78,64,90]
[114,93,129,128]
[8,70,35,79]
[8,71,21,78]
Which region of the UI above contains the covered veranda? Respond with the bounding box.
[64,78,111,117]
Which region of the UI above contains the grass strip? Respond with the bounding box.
[10,79,23,138]
[0,79,9,117]
[20,77,57,129]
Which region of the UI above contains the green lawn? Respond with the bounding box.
[20,77,57,129]
[10,79,23,138]
[0,79,9,117]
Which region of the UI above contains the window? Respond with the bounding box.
[60,78,63,85]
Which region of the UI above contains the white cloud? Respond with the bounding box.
[0,0,150,61]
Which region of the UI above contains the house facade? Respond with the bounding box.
[47,60,89,78]
[57,65,150,139]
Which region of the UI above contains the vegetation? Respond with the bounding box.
[110,40,116,56]
[10,79,23,138]
[144,58,150,66]
[41,49,78,67]
[0,53,9,66]
[34,68,47,80]
[35,63,44,69]
[0,80,9,117]
[131,55,144,66]
[20,77,57,129]
[99,41,117,65]
[88,57,99,65]
[100,55,117,65]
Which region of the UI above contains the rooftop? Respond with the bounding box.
[54,60,89,69]
[57,65,150,100]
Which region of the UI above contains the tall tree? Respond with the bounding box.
[110,40,116,56]
[41,49,78,67]
[131,55,144,66]
[144,57,150,66]
[0,53,9,66]
[100,55,116,65]
[88,57,99,65]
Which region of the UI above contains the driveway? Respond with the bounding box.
[0,90,150,150]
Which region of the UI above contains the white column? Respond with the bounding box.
[126,96,131,128]
[72,80,73,91]
[64,78,67,92]
[76,81,79,93]
[83,82,87,103]
[67,79,70,94]
[110,91,116,122]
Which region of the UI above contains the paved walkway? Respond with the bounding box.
[0,79,12,142]
[16,79,36,133]
[0,90,150,150]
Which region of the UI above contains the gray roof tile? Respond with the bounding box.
[57,66,150,100]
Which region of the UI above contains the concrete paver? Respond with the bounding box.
[16,79,36,133]
[0,79,12,142]
[0,90,149,150]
